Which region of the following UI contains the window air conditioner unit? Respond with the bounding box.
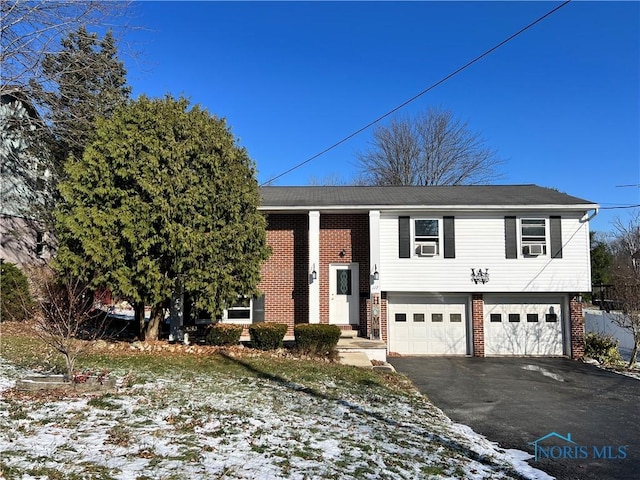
[418,242,438,256]
[524,244,544,256]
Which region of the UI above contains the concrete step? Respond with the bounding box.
[339,329,359,339]
[338,351,372,368]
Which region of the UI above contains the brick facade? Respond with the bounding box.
[318,214,370,332]
[472,294,485,357]
[569,294,584,359]
[257,214,308,335]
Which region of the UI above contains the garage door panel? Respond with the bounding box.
[484,299,563,356]
[388,296,468,355]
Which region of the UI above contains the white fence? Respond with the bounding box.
[584,308,634,355]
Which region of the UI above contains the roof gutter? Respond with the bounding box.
[581,207,599,223]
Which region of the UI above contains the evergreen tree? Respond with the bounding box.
[55,95,269,340]
[30,26,131,174]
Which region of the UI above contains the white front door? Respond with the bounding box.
[329,263,359,325]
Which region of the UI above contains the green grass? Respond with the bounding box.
[0,328,414,397]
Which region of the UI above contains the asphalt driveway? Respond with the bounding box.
[388,357,640,480]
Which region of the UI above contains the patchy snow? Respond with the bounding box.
[0,358,553,479]
[521,364,565,382]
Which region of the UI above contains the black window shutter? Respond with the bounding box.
[505,216,517,259]
[443,216,455,258]
[550,216,563,259]
[252,294,265,323]
[399,216,410,258]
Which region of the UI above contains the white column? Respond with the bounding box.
[369,210,381,339]
[309,211,320,324]
[369,210,381,293]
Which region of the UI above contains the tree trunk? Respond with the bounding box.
[144,303,165,341]
[64,352,76,379]
[134,301,146,341]
[628,340,639,369]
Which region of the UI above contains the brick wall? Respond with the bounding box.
[381,292,388,342]
[472,294,485,357]
[569,294,584,359]
[319,214,370,332]
[257,214,308,335]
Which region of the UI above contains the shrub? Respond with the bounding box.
[584,332,622,365]
[0,261,34,322]
[248,322,288,350]
[294,324,341,357]
[206,323,243,346]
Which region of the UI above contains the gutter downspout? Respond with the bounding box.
[581,207,599,223]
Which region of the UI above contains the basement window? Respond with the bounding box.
[223,297,252,324]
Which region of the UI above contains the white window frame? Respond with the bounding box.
[413,218,441,257]
[520,218,548,257]
[222,296,253,324]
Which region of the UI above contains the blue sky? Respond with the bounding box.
[122,1,639,233]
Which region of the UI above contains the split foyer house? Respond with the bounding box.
[253,185,597,359]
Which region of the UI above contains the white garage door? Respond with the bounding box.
[484,296,564,356]
[388,295,468,355]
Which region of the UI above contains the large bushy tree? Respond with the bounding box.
[357,107,503,186]
[55,95,269,340]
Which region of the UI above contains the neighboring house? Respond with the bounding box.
[0,87,51,266]
[250,185,597,359]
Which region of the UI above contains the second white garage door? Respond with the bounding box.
[388,295,468,355]
[484,296,564,356]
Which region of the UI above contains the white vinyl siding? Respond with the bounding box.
[379,212,591,293]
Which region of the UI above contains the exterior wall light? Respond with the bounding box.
[373,264,379,281]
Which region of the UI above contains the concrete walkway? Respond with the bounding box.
[338,351,374,368]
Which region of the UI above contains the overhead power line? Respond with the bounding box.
[599,205,640,210]
[261,0,572,186]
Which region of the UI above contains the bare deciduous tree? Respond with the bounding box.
[609,211,640,367]
[29,264,107,378]
[0,0,131,97]
[356,107,504,186]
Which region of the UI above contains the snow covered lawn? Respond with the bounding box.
[0,354,551,480]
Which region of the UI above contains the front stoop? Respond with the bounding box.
[337,337,387,363]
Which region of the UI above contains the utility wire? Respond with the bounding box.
[261,0,572,186]
[599,205,640,210]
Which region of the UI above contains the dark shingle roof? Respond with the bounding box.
[259,185,596,209]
